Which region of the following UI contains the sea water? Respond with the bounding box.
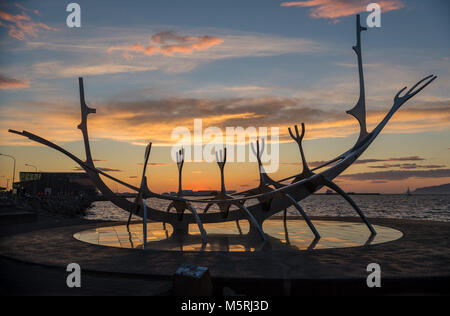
[84,194,450,222]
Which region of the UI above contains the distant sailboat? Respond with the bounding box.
[406,187,412,196]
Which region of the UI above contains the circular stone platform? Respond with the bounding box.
[1,217,449,281]
[73,219,402,251]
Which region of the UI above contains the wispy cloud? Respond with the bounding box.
[108,31,224,59]
[32,61,157,78]
[97,167,123,172]
[281,0,404,21]
[21,28,323,76]
[104,31,323,74]
[0,74,29,89]
[137,162,169,167]
[340,168,450,181]
[368,163,446,169]
[73,167,123,172]
[304,156,427,168]
[0,3,57,40]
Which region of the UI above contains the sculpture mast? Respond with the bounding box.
[347,14,369,145]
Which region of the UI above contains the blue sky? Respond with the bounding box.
[0,0,449,193]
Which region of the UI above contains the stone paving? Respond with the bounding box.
[0,217,449,282]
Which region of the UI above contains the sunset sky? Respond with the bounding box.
[0,0,449,193]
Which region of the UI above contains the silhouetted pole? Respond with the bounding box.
[0,153,16,191]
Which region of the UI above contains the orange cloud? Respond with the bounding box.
[281,0,404,20]
[108,31,224,59]
[0,74,29,89]
[2,96,449,148]
[33,61,157,77]
[0,4,57,41]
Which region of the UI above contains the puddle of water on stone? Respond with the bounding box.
[74,220,403,252]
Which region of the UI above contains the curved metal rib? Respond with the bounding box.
[186,203,207,244]
[283,209,290,245]
[141,194,148,248]
[162,202,173,230]
[239,203,267,242]
[281,193,320,239]
[8,129,139,209]
[319,175,376,235]
[235,208,243,235]
[128,142,152,227]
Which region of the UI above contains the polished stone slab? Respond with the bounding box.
[73,220,402,252]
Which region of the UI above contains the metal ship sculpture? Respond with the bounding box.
[9,15,436,245]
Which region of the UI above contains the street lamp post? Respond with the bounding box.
[0,154,16,191]
[0,176,7,190]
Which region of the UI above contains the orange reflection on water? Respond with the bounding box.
[74,220,402,252]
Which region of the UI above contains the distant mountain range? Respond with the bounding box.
[413,183,450,194]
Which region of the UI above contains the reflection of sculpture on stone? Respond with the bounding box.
[9,15,436,247]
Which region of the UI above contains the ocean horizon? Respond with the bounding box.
[85,194,450,223]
